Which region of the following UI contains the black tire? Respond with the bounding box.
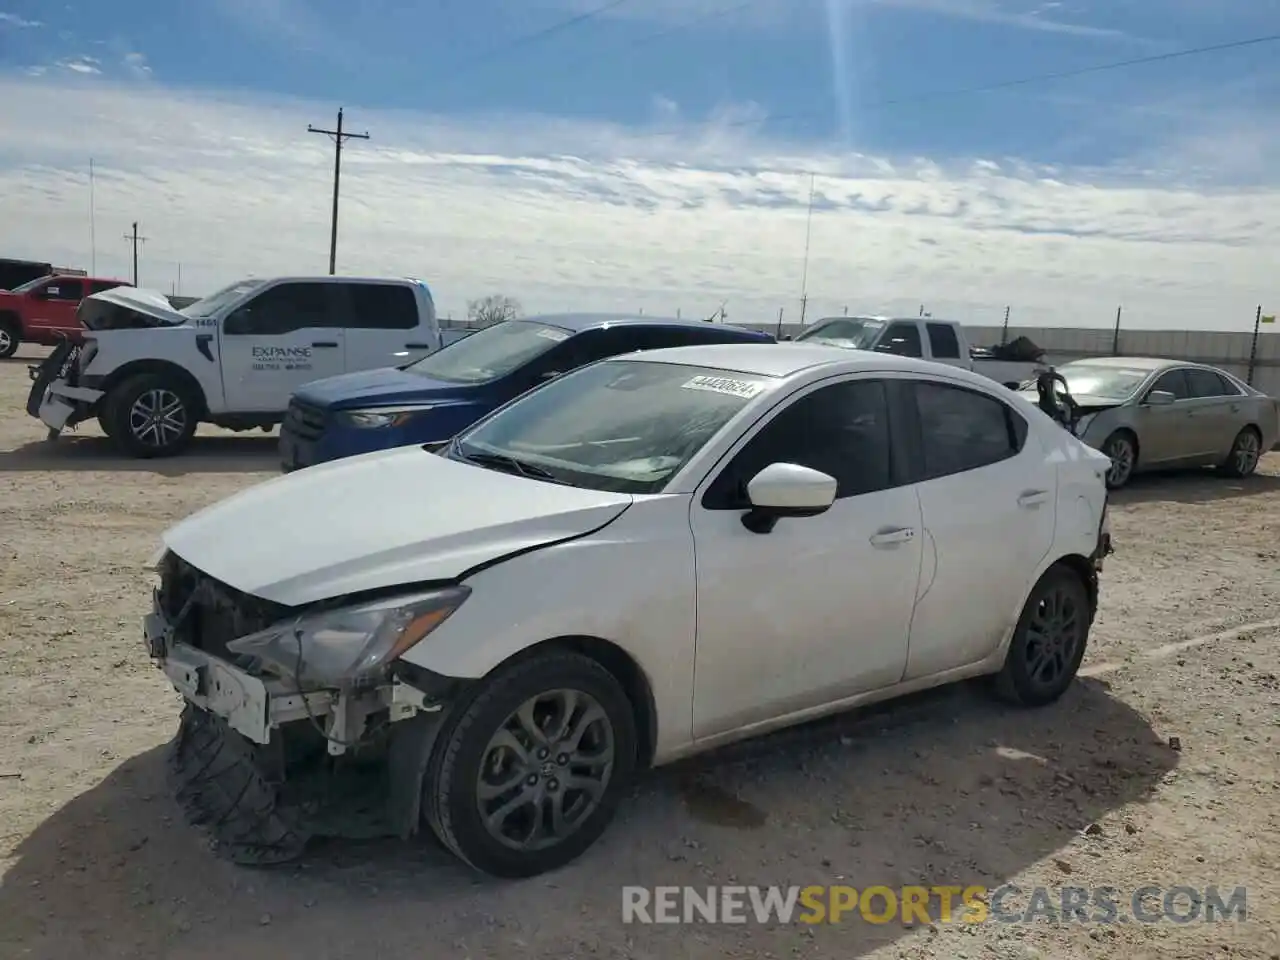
[1100,430,1137,490]
[1219,426,1262,479]
[422,650,637,878]
[103,373,199,458]
[0,316,19,359]
[991,564,1092,707]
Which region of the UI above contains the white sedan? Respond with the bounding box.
[147,344,1114,876]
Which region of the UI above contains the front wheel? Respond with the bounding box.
[1100,430,1136,490]
[991,565,1092,707]
[422,650,638,878]
[103,374,198,458]
[1219,427,1261,479]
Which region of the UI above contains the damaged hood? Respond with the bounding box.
[161,445,633,606]
[80,286,189,330]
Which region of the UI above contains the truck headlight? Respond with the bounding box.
[340,405,439,429]
[225,586,470,689]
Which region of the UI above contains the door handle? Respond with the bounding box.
[1018,489,1049,508]
[312,341,339,348]
[869,527,915,547]
[405,342,433,349]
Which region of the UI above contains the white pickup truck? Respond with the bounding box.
[792,316,1042,388]
[27,275,442,457]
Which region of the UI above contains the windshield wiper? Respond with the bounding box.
[455,448,567,484]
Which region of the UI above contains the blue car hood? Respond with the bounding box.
[295,367,477,409]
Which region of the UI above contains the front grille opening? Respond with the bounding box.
[158,551,295,660]
[283,399,327,442]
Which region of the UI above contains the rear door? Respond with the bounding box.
[925,322,968,369]
[218,281,347,412]
[1183,367,1246,462]
[28,277,84,337]
[901,377,1057,678]
[338,281,431,372]
[1133,368,1195,465]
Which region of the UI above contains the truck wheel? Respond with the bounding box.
[0,316,19,359]
[104,374,198,458]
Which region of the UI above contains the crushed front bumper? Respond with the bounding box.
[26,343,102,431]
[146,595,454,864]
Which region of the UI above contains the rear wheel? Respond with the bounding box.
[422,650,637,878]
[1219,427,1261,479]
[0,317,19,359]
[1100,430,1136,489]
[103,373,199,458]
[991,565,1091,707]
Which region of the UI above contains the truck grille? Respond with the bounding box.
[282,399,327,442]
[157,551,294,661]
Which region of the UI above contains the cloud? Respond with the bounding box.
[0,74,1273,329]
[0,11,40,28]
[122,52,152,78]
[54,57,101,75]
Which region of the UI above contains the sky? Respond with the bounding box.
[0,0,1277,329]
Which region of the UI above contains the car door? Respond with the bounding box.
[874,320,924,358]
[688,377,922,739]
[338,281,433,372]
[1183,367,1244,462]
[1133,368,1194,466]
[925,322,968,370]
[218,281,347,412]
[901,378,1057,679]
[29,277,84,337]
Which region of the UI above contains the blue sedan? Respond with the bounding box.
[278,313,774,471]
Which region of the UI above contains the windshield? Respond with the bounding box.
[794,317,885,349]
[1048,364,1152,400]
[179,279,265,317]
[452,359,775,493]
[9,276,51,295]
[406,319,572,384]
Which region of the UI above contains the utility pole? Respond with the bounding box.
[307,108,369,275]
[1111,305,1123,356]
[798,172,815,326]
[123,221,147,286]
[1247,304,1263,385]
[1000,305,1010,344]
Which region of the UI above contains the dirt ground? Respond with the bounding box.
[1,346,1278,960]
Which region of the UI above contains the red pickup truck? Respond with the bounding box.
[0,274,131,358]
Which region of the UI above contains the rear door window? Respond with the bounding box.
[925,323,961,359]
[344,282,418,330]
[913,381,1026,480]
[1185,368,1236,398]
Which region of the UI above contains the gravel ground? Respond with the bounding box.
[1,347,1278,960]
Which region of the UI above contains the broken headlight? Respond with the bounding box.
[225,586,470,689]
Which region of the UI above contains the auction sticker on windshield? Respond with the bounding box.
[682,375,767,398]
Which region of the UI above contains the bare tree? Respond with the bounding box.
[467,294,522,326]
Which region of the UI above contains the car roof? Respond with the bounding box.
[615,342,1003,385]
[1061,356,1221,374]
[521,313,768,338]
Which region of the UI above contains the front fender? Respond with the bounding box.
[398,495,697,761]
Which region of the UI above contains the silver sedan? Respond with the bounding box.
[1021,357,1280,490]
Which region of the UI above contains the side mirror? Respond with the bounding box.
[741,462,837,534]
[1144,390,1176,406]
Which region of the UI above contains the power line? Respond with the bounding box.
[307,107,370,275]
[638,31,1280,137]
[433,0,637,88]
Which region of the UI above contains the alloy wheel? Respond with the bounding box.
[0,328,12,355]
[475,688,615,852]
[129,388,187,448]
[1105,436,1134,487]
[1234,431,1260,476]
[1023,584,1085,693]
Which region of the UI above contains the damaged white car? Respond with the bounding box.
[148,344,1113,876]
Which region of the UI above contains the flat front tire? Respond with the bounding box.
[422,650,637,878]
[103,373,198,458]
[991,565,1092,707]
